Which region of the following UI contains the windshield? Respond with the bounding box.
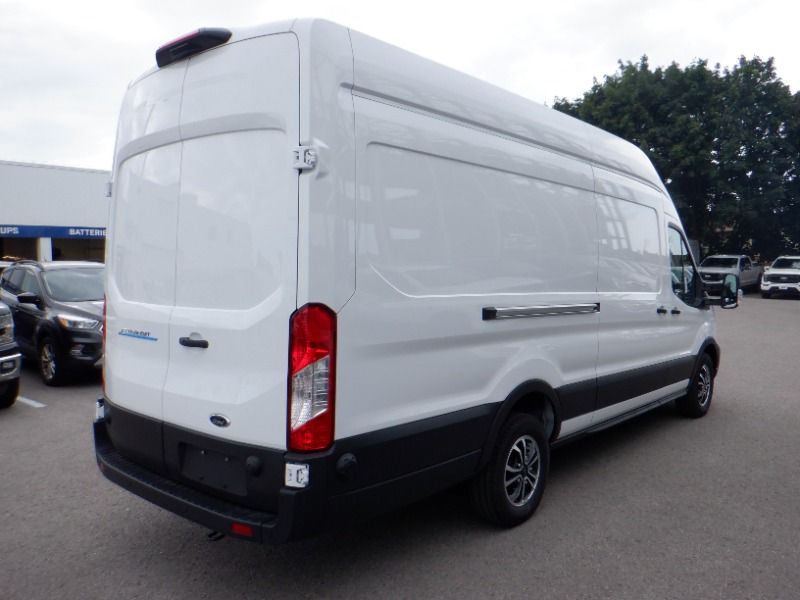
[43,267,104,302]
[701,257,738,268]
[772,258,800,270]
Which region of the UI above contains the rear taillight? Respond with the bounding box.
[288,304,336,452]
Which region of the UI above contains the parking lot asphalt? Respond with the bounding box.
[2,294,799,600]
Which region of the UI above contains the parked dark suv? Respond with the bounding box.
[0,261,104,385]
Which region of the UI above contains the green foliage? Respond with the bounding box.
[554,56,800,258]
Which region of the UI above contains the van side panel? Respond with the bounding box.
[347,29,664,193]
[592,167,692,425]
[595,168,668,376]
[339,94,599,440]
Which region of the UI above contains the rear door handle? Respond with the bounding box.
[671,308,681,315]
[656,306,668,315]
[179,336,209,349]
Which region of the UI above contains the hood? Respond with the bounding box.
[56,300,104,321]
[765,269,800,277]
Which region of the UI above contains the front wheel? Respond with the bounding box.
[761,291,771,299]
[0,379,19,408]
[39,336,67,386]
[676,354,715,418]
[470,413,549,527]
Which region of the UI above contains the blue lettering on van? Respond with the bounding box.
[118,329,158,342]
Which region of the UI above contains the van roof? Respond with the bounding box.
[140,18,667,193]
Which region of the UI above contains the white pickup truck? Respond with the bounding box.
[761,256,800,298]
[698,255,763,293]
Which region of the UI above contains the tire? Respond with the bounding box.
[761,291,771,299]
[470,413,549,527]
[0,378,19,409]
[39,336,67,386]
[676,354,714,418]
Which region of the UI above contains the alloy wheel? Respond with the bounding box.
[504,435,540,507]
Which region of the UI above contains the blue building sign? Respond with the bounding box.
[0,225,106,239]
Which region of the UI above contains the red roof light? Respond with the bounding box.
[155,28,232,68]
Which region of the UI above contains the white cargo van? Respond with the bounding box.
[94,19,738,543]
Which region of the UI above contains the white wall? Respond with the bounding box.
[0,160,109,227]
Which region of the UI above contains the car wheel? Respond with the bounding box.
[676,354,714,418]
[470,413,549,527]
[0,378,19,408]
[39,336,66,386]
[761,291,771,299]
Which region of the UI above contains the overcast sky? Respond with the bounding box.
[1,0,798,171]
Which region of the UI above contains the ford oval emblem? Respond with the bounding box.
[210,414,231,428]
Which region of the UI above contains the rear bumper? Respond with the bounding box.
[93,398,489,543]
[94,416,310,543]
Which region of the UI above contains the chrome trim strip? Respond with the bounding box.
[0,352,22,382]
[483,303,600,321]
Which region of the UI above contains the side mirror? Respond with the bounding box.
[705,273,739,309]
[16,292,40,305]
[720,273,739,308]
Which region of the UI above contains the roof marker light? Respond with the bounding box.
[155,28,232,68]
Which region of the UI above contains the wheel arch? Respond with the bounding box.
[478,380,562,470]
[33,321,62,348]
[698,337,720,374]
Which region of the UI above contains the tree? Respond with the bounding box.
[554,56,799,258]
[714,58,800,258]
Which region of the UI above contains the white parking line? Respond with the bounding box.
[17,396,46,408]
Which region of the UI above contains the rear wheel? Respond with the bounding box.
[39,336,67,386]
[676,354,714,418]
[470,413,549,527]
[0,378,19,408]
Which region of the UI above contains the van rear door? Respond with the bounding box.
[108,33,299,453]
[162,34,299,451]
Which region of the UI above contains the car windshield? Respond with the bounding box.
[42,267,104,302]
[772,258,800,270]
[701,257,738,268]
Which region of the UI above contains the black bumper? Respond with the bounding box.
[61,329,103,369]
[94,417,314,543]
[93,399,490,543]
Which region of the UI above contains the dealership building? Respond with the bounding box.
[1,160,110,263]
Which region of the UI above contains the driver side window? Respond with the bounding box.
[668,227,698,306]
[20,271,42,296]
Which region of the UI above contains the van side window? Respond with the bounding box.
[667,227,698,306]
